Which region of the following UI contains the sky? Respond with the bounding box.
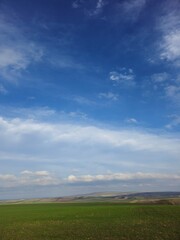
[0,0,180,200]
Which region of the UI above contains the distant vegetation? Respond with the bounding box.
[0,203,180,240]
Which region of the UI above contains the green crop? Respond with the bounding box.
[0,203,179,240]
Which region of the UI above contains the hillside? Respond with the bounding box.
[1,191,180,205]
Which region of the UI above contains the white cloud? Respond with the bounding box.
[72,0,106,17]
[160,30,180,63]
[21,170,33,175]
[98,92,119,101]
[0,84,8,94]
[165,85,180,103]
[90,0,106,16]
[72,1,80,9]
[118,0,146,22]
[151,72,169,83]
[21,170,49,177]
[0,13,44,80]
[150,72,180,105]
[109,68,135,87]
[0,170,59,188]
[157,3,180,66]
[68,111,88,119]
[72,0,84,9]
[122,0,146,14]
[0,45,43,81]
[49,55,84,70]
[150,72,170,92]
[126,118,138,124]
[0,114,179,192]
[67,172,180,183]
[0,116,179,155]
[0,174,17,182]
[0,106,89,124]
[35,171,50,176]
[0,48,26,69]
[0,114,179,193]
[166,115,180,129]
[1,170,180,188]
[22,107,56,119]
[72,96,96,105]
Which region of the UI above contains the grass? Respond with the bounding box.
[0,203,180,240]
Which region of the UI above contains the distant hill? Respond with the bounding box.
[1,191,180,205]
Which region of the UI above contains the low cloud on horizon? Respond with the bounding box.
[0,113,180,198]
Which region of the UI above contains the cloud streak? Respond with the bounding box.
[112,0,146,23]
[166,115,180,129]
[0,84,8,94]
[72,0,106,17]
[157,1,180,66]
[160,30,180,64]
[0,113,179,183]
[150,72,180,108]
[88,0,106,17]
[165,85,180,106]
[0,170,59,188]
[151,72,169,83]
[125,118,138,124]
[67,172,180,183]
[1,171,179,188]
[98,92,119,101]
[0,116,179,154]
[120,0,146,22]
[109,68,135,87]
[0,12,43,81]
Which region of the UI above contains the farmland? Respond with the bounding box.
[0,203,180,240]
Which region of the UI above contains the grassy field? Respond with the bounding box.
[0,203,180,240]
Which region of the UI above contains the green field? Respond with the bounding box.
[0,203,180,240]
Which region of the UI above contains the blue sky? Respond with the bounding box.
[0,0,180,199]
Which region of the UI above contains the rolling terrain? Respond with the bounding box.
[1,191,180,205]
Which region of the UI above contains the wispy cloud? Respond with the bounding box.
[113,0,146,23]
[150,72,180,107]
[151,72,169,83]
[98,92,119,101]
[0,106,89,123]
[88,0,106,17]
[49,54,84,70]
[0,12,44,81]
[150,72,170,92]
[121,0,146,21]
[166,115,180,129]
[72,95,96,105]
[0,115,179,194]
[72,0,84,9]
[125,118,138,124]
[72,0,106,17]
[165,85,180,104]
[160,30,180,65]
[137,2,180,107]
[73,0,146,21]
[157,1,180,66]
[0,84,8,94]
[109,68,135,87]
[0,116,179,163]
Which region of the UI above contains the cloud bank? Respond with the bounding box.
[0,114,179,188]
